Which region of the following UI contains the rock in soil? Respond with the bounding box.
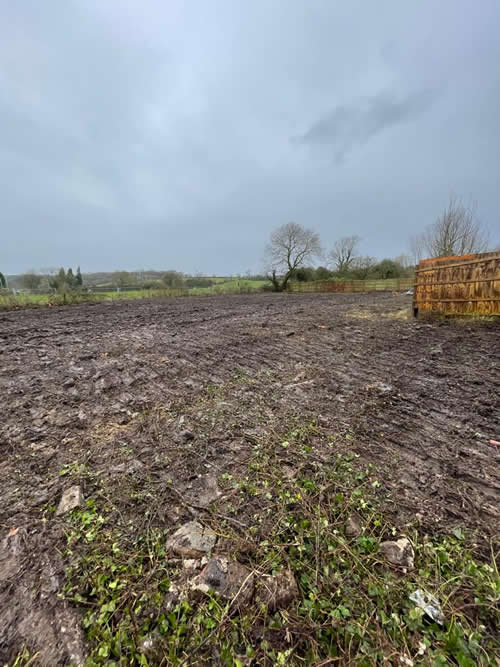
[166,521,217,558]
[190,556,255,607]
[380,537,415,570]
[139,630,164,659]
[255,569,300,611]
[188,474,222,508]
[108,459,144,475]
[182,557,208,571]
[56,486,84,515]
[345,515,362,537]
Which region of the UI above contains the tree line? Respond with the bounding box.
[49,267,83,290]
[6,267,83,291]
[2,195,494,294]
[264,225,414,292]
[264,195,493,291]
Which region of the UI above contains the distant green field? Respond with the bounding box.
[0,281,269,310]
[188,279,267,295]
[0,288,187,310]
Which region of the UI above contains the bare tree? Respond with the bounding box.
[265,222,322,291]
[419,196,489,258]
[393,253,412,269]
[409,235,424,265]
[328,235,361,273]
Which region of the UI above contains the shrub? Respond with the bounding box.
[162,271,185,288]
[185,277,215,288]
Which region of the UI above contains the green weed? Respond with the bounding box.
[62,427,499,665]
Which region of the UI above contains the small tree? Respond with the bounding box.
[21,272,42,289]
[328,236,361,274]
[0,272,6,288]
[76,266,83,287]
[418,196,489,258]
[265,222,322,291]
[49,268,67,290]
[370,259,402,279]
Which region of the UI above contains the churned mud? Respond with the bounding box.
[1,293,498,663]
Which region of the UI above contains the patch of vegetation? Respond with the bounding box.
[0,279,271,310]
[0,291,105,310]
[185,277,216,289]
[188,279,267,295]
[61,424,499,665]
[9,648,39,666]
[0,288,187,311]
[162,271,186,289]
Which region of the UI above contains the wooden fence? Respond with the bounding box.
[413,251,500,316]
[289,277,414,293]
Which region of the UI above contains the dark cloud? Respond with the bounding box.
[296,90,439,160]
[0,0,499,274]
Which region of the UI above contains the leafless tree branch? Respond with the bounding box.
[328,235,361,273]
[415,196,489,259]
[265,222,322,291]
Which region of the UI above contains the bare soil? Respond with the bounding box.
[1,293,499,664]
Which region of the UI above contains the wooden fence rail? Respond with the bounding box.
[289,278,414,293]
[413,251,500,316]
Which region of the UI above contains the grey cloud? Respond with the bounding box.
[296,89,439,160]
[0,1,499,274]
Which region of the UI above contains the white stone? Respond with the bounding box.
[56,486,84,515]
[380,537,414,570]
[166,521,216,558]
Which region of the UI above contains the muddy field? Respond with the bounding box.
[1,293,499,663]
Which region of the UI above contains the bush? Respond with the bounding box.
[185,277,215,288]
[370,259,403,279]
[162,271,185,288]
[294,267,315,282]
[314,266,332,281]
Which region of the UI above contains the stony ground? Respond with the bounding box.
[1,293,499,664]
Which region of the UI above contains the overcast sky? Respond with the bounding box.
[1,0,499,274]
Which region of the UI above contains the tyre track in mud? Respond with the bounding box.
[1,292,499,533]
[1,292,499,664]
